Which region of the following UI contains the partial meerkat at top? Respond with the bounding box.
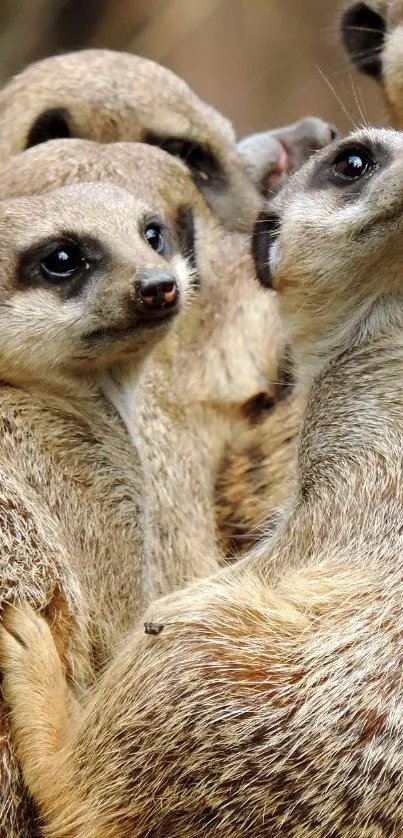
[4,126,403,838]
[0,49,337,228]
[340,0,403,126]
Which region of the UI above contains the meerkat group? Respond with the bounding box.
[0,15,401,838]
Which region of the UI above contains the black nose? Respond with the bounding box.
[136,269,179,315]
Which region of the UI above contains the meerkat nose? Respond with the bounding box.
[137,269,179,311]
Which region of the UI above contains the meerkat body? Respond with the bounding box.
[3,127,403,836]
[0,173,195,836]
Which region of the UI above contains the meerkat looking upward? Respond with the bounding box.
[4,127,403,837]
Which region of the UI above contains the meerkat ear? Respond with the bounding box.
[239,119,338,197]
[175,205,199,283]
[251,209,281,289]
[25,107,72,149]
[340,2,386,80]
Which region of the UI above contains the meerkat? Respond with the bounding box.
[0,47,338,555]
[340,0,403,127]
[0,137,288,588]
[3,126,403,837]
[0,165,200,836]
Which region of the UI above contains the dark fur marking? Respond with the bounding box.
[25,108,72,149]
[242,391,276,423]
[340,3,386,80]
[251,209,280,289]
[17,232,108,300]
[144,133,227,193]
[175,205,199,284]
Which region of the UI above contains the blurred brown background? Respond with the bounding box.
[0,0,385,137]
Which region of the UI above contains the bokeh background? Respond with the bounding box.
[0,0,385,137]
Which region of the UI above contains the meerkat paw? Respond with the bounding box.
[0,603,63,705]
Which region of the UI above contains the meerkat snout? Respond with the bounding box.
[136,268,179,316]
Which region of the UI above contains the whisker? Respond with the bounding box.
[315,63,359,129]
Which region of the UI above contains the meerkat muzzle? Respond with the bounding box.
[136,268,179,317]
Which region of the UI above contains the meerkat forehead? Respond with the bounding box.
[0,181,148,247]
[0,139,208,222]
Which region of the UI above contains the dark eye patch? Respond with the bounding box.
[309,138,391,193]
[340,2,386,80]
[144,133,227,192]
[251,210,281,289]
[17,232,107,300]
[25,108,72,149]
[174,204,199,284]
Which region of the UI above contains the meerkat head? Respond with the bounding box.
[0,49,260,232]
[0,180,195,387]
[340,1,403,128]
[253,127,403,378]
[0,49,337,232]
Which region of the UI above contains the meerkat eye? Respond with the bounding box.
[332,146,375,180]
[144,223,165,254]
[40,243,90,281]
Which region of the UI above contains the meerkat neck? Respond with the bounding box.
[292,332,403,541]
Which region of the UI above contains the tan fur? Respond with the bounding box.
[0,50,336,563]
[0,54,336,831]
[215,391,301,556]
[0,166,199,836]
[3,127,403,836]
[0,48,261,232]
[0,138,280,579]
[0,50,336,229]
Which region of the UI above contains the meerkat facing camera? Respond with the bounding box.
[0,160,200,836]
[0,137,298,588]
[0,118,336,569]
[4,127,403,837]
